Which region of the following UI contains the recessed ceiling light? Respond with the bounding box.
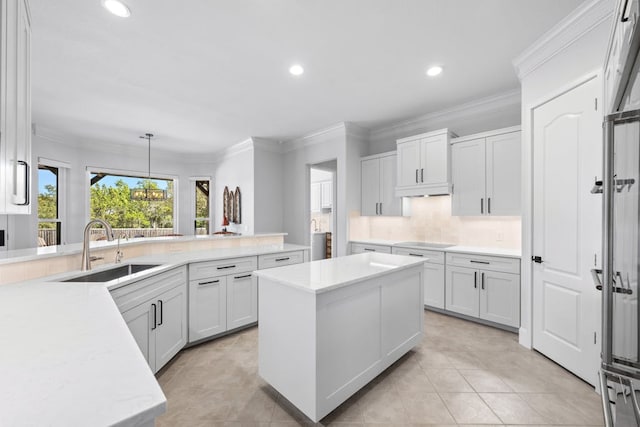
[426,66,443,77]
[101,0,131,18]
[289,64,304,76]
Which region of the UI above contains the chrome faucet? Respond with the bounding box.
[311,219,318,232]
[115,233,127,264]
[81,219,114,271]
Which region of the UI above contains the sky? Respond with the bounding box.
[38,169,170,194]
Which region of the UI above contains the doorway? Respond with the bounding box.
[309,160,337,260]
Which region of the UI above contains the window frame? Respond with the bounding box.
[37,157,69,246]
[190,176,212,236]
[85,166,179,234]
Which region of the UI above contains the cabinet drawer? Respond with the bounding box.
[391,247,445,264]
[111,266,187,313]
[446,252,520,274]
[350,243,392,254]
[258,251,304,269]
[189,256,257,280]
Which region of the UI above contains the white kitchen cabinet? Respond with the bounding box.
[451,127,521,216]
[321,181,332,209]
[445,252,520,329]
[361,152,402,216]
[392,246,445,309]
[227,272,257,330]
[0,0,32,214]
[396,128,456,197]
[189,275,227,341]
[116,266,188,373]
[349,242,392,254]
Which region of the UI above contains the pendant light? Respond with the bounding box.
[130,133,167,201]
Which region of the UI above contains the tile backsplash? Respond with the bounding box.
[350,195,521,249]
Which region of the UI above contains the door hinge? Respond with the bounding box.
[595,98,598,110]
[532,255,543,264]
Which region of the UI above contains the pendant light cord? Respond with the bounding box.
[140,133,154,183]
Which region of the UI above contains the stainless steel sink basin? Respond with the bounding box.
[62,264,161,282]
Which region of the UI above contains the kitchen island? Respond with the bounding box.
[254,252,426,422]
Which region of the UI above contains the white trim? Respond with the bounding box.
[450,125,522,144]
[85,165,179,181]
[360,150,396,162]
[38,157,70,169]
[369,90,520,144]
[281,123,347,153]
[512,0,613,80]
[212,138,254,162]
[519,69,601,350]
[396,128,456,144]
[189,176,211,181]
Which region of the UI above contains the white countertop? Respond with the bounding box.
[0,232,288,265]
[349,239,521,259]
[0,282,165,426]
[0,242,308,426]
[254,252,426,294]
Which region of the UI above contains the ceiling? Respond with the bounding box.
[30,0,585,154]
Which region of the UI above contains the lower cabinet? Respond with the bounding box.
[445,253,520,328]
[116,267,188,373]
[391,246,445,309]
[226,273,258,330]
[350,242,392,254]
[188,276,227,342]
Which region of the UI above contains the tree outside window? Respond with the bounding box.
[38,165,61,246]
[194,180,210,235]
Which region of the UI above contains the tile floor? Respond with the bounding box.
[156,311,604,426]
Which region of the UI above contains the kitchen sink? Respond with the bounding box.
[61,264,162,283]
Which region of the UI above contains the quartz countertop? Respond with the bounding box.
[0,242,308,426]
[253,252,426,294]
[349,239,521,259]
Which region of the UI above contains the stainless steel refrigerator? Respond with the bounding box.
[599,109,640,425]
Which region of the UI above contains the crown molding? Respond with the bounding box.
[369,89,520,144]
[251,137,284,154]
[512,0,613,81]
[344,122,370,140]
[281,122,347,153]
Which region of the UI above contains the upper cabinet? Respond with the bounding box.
[605,0,640,113]
[361,151,403,216]
[311,180,332,213]
[451,127,521,216]
[0,0,32,214]
[395,128,456,197]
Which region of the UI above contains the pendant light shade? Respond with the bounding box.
[130,133,167,201]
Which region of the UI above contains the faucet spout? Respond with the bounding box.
[81,219,114,271]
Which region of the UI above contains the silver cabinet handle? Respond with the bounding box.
[158,300,163,326]
[421,168,424,183]
[408,253,424,257]
[364,248,375,252]
[415,169,419,183]
[470,260,490,265]
[217,265,236,270]
[151,303,157,330]
[199,279,220,286]
[375,202,379,215]
[15,161,29,206]
[481,272,485,290]
[234,274,253,279]
[481,198,484,214]
[379,203,382,215]
[474,271,477,289]
[488,197,491,214]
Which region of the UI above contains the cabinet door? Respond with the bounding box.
[424,263,445,309]
[227,273,258,330]
[451,138,486,216]
[321,181,332,208]
[310,183,321,213]
[479,270,520,328]
[2,0,31,214]
[155,284,188,372]
[379,154,401,216]
[420,134,449,185]
[361,158,380,216]
[486,132,521,215]
[122,302,156,373]
[396,140,421,187]
[189,276,227,342]
[445,266,479,317]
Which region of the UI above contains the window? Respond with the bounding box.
[89,171,175,238]
[38,165,61,246]
[194,179,211,235]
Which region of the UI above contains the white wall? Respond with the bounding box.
[254,138,284,233]
[7,132,215,249]
[517,1,612,348]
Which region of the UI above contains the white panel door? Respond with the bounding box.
[155,284,187,372]
[421,134,448,185]
[479,270,520,328]
[424,262,445,309]
[397,140,421,187]
[445,266,479,317]
[189,276,227,342]
[227,273,258,329]
[486,131,521,215]
[451,138,486,216]
[379,154,401,216]
[532,77,601,386]
[122,302,155,372]
[361,158,380,216]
